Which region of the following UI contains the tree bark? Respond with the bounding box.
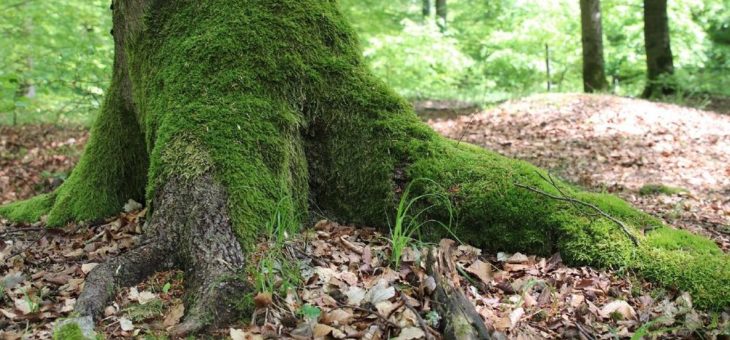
[580,0,609,93]
[642,0,675,97]
[436,0,447,31]
[1,0,728,335]
[423,0,431,17]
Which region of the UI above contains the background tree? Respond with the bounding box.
[423,0,431,17]
[580,0,609,92]
[642,0,675,97]
[436,0,447,31]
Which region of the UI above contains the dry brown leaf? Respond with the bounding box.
[599,300,636,320]
[392,327,425,340]
[465,260,492,284]
[163,303,184,328]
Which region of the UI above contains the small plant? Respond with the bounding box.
[298,304,321,322]
[251,198,303,296]
[388,178,460,268]
[161,282,171,294]
[22,288,41,314]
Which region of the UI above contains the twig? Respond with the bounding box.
[6,230,49,260]
[337,303,400,329]
[514,174,639,246]
[0,227,45,237]
[400,295,437,340]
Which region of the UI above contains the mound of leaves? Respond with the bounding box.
[430,94,730,251]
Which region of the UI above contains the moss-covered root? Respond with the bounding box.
[0,76,148,227]
[408,139,729,309]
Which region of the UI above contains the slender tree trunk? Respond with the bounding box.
[435,0,447,31]
[423,0,431,17]
[580,0,609,93]
[642,0,675,97]
[1,1,727,336]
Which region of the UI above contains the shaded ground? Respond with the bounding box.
[431,94,730,251]
[1,95,729,338]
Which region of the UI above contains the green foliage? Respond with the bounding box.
[298,304,321,322]
[340,0,730,101]
[0,1,113,125]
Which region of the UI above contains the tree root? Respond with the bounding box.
[74,173,251,337]
[75,240,174,317]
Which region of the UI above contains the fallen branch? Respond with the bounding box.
[400,295,438,340]
[427,240,492,340]
[514,172,639,246]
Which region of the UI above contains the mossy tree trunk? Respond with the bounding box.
[580,0,609,93]
[1,0,727,335]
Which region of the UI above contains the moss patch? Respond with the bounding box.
[639,183,687,196]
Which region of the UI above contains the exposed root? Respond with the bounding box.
[74,173,251,336]
[75,240,173,318]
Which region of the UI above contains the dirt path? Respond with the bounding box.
[429,93,730,250]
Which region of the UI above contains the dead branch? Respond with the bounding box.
[514,172,639,246]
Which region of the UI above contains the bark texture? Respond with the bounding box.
[1,0,728,335]
[436,0,447,31]
[580,0,609,93]
[642,0,675,97]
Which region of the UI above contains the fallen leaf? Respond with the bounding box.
[81,263,98,274]
[599,300,636,320]
[313,323,334,337]
[507,252,529,263]
[14,298,33,315]
[465,260,492,284]
[137,291,157,305]
[365,280,395,304]
[119,317,134,331]
[392,327,425,340]
[345,286,366,306]
[163,303,184,328]
[509,307,525,326]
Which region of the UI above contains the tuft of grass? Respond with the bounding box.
[387,178,460,268]
[123,299,165,322]
[639,184,687,196]
[250,199,303,296]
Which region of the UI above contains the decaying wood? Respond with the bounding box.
[426,239,491,340]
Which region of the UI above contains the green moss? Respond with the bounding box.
[0,193,55,223]
[53,323,91,340]
[639,183,687,196]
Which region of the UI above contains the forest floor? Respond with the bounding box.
[1,94,728,339]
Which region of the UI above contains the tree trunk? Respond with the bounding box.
[423,0,431,17]
[580,0,609,93]
[642,0,675,97]
[2,0,728,336]
[436,0,447,31]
